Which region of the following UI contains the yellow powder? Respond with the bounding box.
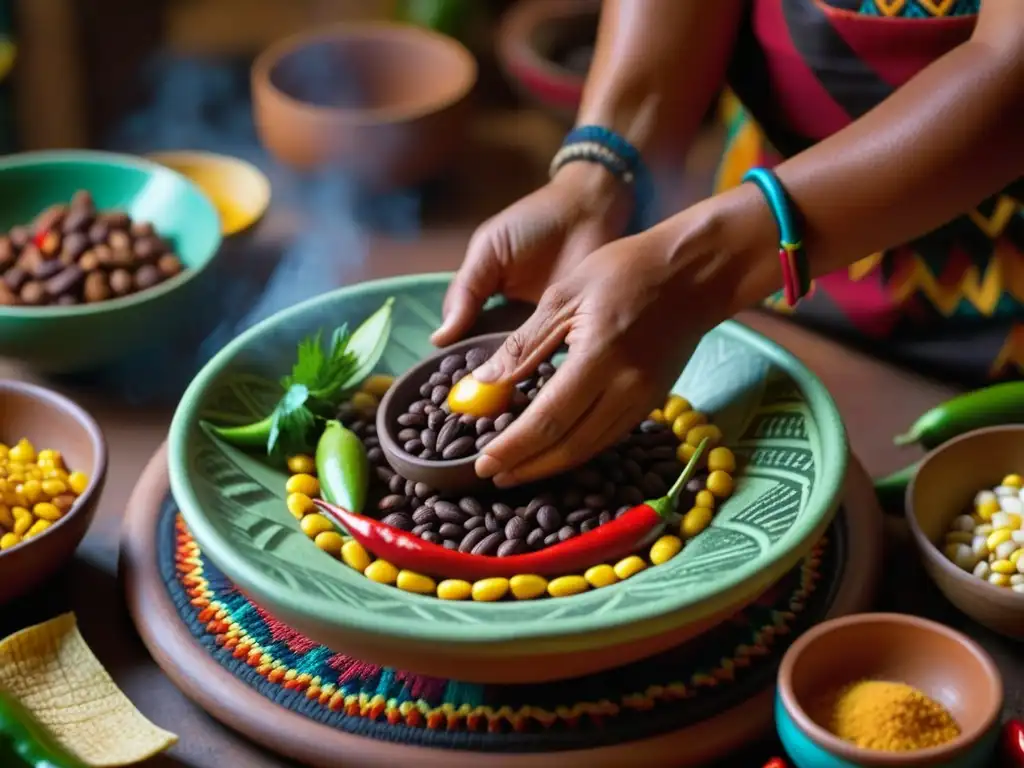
[819,680,960,752]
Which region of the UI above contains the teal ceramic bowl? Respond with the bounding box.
[167,274,848,683]
[776,613,1003,768]
[0,151,222,373]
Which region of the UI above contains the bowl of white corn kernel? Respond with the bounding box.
[0,380,107,604]
[907,425,1024,640]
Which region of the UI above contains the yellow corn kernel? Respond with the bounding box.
[285,473,320,497]
[1011,549,1023,565]
[26,467,42,481]
[662,395,691,423]
[361,374,395,399]
[286,492,315,519]
[286,454,316,475]
[364,559,398,585]
[509,574,548,600]
[340,540,372,572]
[349,391,379,418]
[671,411,706,441]
[547,575,589,598]
[67,471,89,495]
[313,531,345,556]
[706,470,735,498]
[991,559,1017,575]
[682,506,714,538]
[694,490,716,509]
[650,535,683,565]
[987,529,1012,551]
[36,448,62,466]
[32,502,61,522]
[45,468,69,484]
[0,505,11,530]
[5,472,24,486]
[299,513,333,538]
[25,518,50,538]
[584,564,619,588]
[708,447,737,474]
[396,570,436,595]
[12,514,31,536]
[472,577,510,602]
[976,498,1000,521]
[8,440,35,463]
[0,443,8,460]
[989,572,1011,588]
[1005,513,1023,530]
[437,579,473,600]
[648,408,665,423]
[686,424,724,449]
[1002,474,1023,489]
[40,479,67,499]
[0,532,20,550]
[613,555,647,580]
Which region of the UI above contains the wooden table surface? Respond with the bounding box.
[0,109,1021,767]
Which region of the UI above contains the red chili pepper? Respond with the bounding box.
[315,438,709,579]
[1004,719,1024,767]
[762,758,788,768]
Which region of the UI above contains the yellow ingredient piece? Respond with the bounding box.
[1002,473,1023,489]
[32,502,61,522]
[437,579,473,600]
[68,471,90,496]
[472,577,510,602]
[613,555,647,580]
[976,498,1000,521]
[286,473,320,497]
[361,374,395,399]
[662,395,691,423]
[648,408,665,423]
[707,446,737,473]
[649,534,683,565]
[396,570,436,595]
[313,531,344,556]
[671,411,706,441]
[706,470,735,498]
[819,679,960,752]
[509,574,548,600]
[25,518,50,538]
[584,564,619,588]
[341,540,372,572]
[364,559,399,585]
[286,454,316,475]
[0,532,20,550]
[547,575,589,597]
[682,506,713,538]
[8,439,35,464]
[694,490,716,509]
[447,376,514,419]
[686,424,723,449]
[299,513,333,538]
[987,529,1012,551]
[286,492,315,519]
[349,391,379,419]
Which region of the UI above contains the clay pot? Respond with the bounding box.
[252,23,477,190]
[496,0,599,123]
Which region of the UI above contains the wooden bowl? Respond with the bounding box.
[776,613,1003,768]
[251,23,477,190]
[376,332,507,494]
[906,425,1024,639]
[0,381,107,604]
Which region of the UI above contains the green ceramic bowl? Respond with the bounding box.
[0,151,222,373]
[168,275,848,682]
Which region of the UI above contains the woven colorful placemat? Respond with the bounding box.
[159,492,845,752]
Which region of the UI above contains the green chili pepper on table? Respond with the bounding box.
[893,381,1024,450]
[873,460,921,514]
[316,420,370,516]
[0,688,86,768]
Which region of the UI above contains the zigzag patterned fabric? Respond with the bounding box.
[720,0,1023,382]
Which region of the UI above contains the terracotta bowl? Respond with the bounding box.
[776,613,1003,768]
[497,0,598,123]
[0,381,107,604]
[376,332,507,494]
[251,23,477,190]
[906,425,1024,640]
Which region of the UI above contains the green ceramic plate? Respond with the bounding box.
[168,275,847,660]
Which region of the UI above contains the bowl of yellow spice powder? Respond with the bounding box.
[776,613,1003,768]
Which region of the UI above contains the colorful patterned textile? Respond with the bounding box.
[719,0,1023,382]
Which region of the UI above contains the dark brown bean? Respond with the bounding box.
[651,461,683,481]
[31,258,62,281]
[419,448,435,460]
[388,475,405,494]
[397,428,420,443]
[439,522,464,539]
[109,268,134,296]
[43,266,84,298]
[364,435,380,448]
[134,264,161,291]
[101,210,130,230]
[465,348,488,369]
[558,526,577,542]
[419,382,434,398]
[8,225,29,248]
[538,361,556,377]
[626,447,647,463]
[427,410,446,431]
[537,505,561,532]
[504,516,530,540]
[458,497,483,516]
[475,432,498,450]
[375,466,396,483]
[615,505,632,518]
[498,539,527,557]
[642,472,668,497]
[464,515,485,531]
[397,412,425,428]
[19,281,45,305]
[409,400,428,415]
[412,523,435,536]
[494,413,514,432]
[544,532,560,547]
[583,494,606,510]
[4,266,27,292]
[484,511,499,533]
[379,494,408,511]
[366,447,384,464]
[566,509,596,525]
[639,419,666,433]
[442,436,476,460]
[623,459,645,484]
[581,518,601,534]
[404,479,417,497]
[350,419,369,435]
[414,482,433,499]
[382,512,414,530]
[526,388,539,401]
[471,532,504,556]
[412,506,437,526]
[435,418,461,452]
[491,503,515,522]
[573,468,603,491]
[616,486,645,507]
[458,413,476,427]
[160,252,186,277]
[33,204,66,234]
[404,439,424,454]
[423,403,439,415]
[459,527,489,553]
[475,417,494,435]
[561,490,583,509]
[442,539,459,550]
[512,390,530,408]
[527,528,546,549]
[598,511,613,526]
[433,501,466,524]
[62,206,93,234]
[451,368,469,384]
[59,231,89,264]
[439,353,465,375]
[428,371,450,387]
[647,446,678,461]
[422,531,443,545]
[83,271,110,303]
[129,219,154,238]
[0,238,13,269]
[425,495,441,506]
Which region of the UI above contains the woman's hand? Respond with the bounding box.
[431,163,631,347]
[470,191,764,487]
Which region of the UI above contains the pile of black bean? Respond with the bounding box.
[340,397,707,556]
[391,346,555,462]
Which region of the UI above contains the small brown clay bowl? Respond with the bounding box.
[0,381,107,604]
[906,425,1024,639]
[252,22,477,191]
[377,332,507,494]
[777,613,1003,767]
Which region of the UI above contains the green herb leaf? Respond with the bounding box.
[339,297,395,392]
[268,384,316,455]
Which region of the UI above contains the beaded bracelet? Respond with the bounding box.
[742,167,810,307]
[549,125,656,234]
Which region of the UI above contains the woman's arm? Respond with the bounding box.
[658,0,1024,313]
[575,0,745,174]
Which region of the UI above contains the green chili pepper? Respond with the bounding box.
[893,381,1024,450]
[0,689,86,768]
[209,414,275,448]
[316,420,370,515]
[873,461,921,513]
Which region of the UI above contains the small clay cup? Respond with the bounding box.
[906,425,1024,639]
[252,23,477,191]
[377,332,507,494]
[776,613,1003,768]
[0,381,107,604]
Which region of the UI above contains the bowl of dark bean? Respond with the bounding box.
[0,150,221,373]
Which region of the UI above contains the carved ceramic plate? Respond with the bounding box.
[168,274,847,678]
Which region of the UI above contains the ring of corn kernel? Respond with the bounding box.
[942,475,1024,595]
[284,390,738,600]
[0,438,90,552]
